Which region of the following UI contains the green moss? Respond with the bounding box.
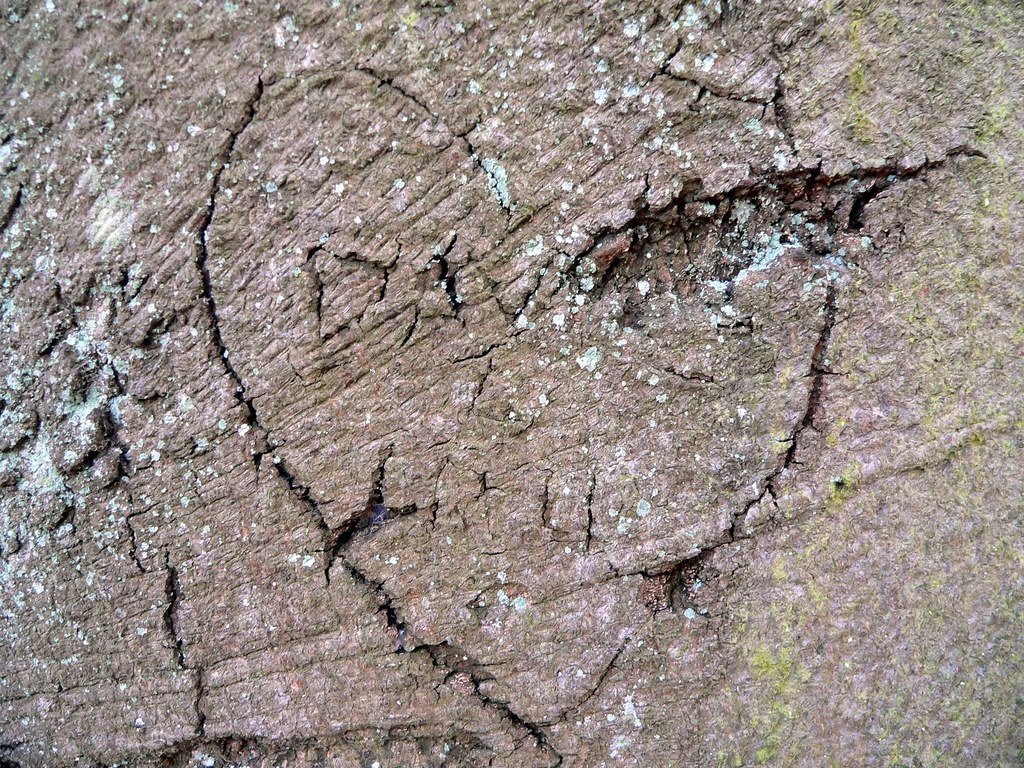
[750,646,798,694]
[825,462,862,512]
[842,7,880,144]
[745,642,813,766]
[976,99,1014,143]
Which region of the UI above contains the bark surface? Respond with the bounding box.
[2,1,1023,766]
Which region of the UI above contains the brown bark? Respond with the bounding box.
[2,1,1023,766]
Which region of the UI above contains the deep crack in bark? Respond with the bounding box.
[561,145,984,298]
[642,250,843,594]
[630,137,966,587]
[272,452,564,763]
[355,65,446,128]
[161,552,207,739]
[193,76,267,469]
[184,72,979,763]
[434,232,462,318]
[162,555,187,670]
[0,183,23,236]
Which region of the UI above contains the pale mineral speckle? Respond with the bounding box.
[744,118,764,135]
[732,200,754,224]
[576,346,602,372]
[623,694,643,728]
[696,53,717,72]
[88,193,135,254]
[682,3,704,27]
[480,158,513,210]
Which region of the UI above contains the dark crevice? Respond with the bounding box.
[452,342,502,364]
[706,145,983,206]
[584,471,596,553]
[268,441,563,762]
[561,640,628,719]
[125,513,146,573]
[661,71,772,106]
[539,476,555,532]
[470,358,494,410]
[49,502,75,533]
[195,668,208,737]
[0,183,23,236]
[770,74,796,153]
[320,445,426,581]
[0,742,23,768]
[377,263,391,303]
[355,65,446,128]
[847,178,888,230]
[340,562,563,763]
[470,684,561,764]
[434,233,462,318]
[476,470,493,496]
[305,245,325,333]
[106,366,133,481]
[640,274,840,587]
[660,365,715,385]
[589,146,980,269]
[318,251,392,344]
[714,314,754,333]
[513,246,556,321]
[649,33,685,87]
[728,278,837,540]
[193,76,267,471]
[552,144,984,312]
[398,305,420,348]
[157,549,206,742]
[718,0,732,24]
[781,280,839,470]
[161,553,186,670]
[267,454,336,582]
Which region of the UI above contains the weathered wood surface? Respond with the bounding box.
[2,1,1023,766]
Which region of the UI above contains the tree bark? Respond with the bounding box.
[2,1,1023,766]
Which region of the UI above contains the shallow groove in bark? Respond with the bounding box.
[168,68,980,763]
[338,561,564,763]
[636,169,863,585]
[354,64,446,128]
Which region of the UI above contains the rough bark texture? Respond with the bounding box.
[2,1,1023,766]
